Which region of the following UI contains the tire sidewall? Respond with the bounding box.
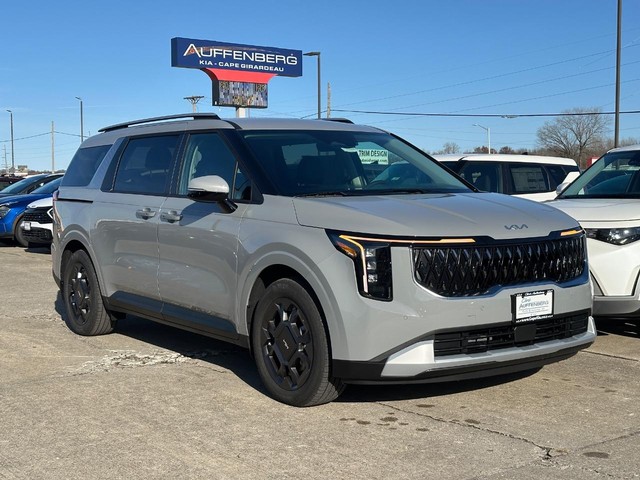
[62,250,106,336]
[251,278,331,406]
[13,215,29,248]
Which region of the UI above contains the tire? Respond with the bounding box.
[13,216,29,248]
[61,250,115,336]
[251,278,345,407]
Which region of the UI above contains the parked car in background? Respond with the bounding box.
[52,114,594,406]
[0,173,63,198]
[19,196,54,247]
[0,174,23,191]
[434,154,579,201]
[548,145,640,319]
[0,177,62,247]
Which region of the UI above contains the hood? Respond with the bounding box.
[26,196,54,209]
[548,198,640,223]
[0,193,51,208]
[293,192,580,239]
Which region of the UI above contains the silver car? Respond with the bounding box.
[52,114,595,406]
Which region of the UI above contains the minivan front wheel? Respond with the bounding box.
[62,250,115,336]
[251,278,344,407]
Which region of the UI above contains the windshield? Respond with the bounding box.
[0,175,46,194]
[32,176,62,194]
[240,130,471,196]
[560,149,640,198]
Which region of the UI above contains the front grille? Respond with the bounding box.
[22,207,52,224]
[413,235,585,297]
[23,229,53,242]
[433,311,589,357]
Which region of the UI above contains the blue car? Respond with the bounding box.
[0,173,63,197]
[0,176,62,247]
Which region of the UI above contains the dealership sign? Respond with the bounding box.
[171,37,302,109]
[171,37,302,82]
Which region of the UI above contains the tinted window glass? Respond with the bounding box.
[508,164,549,194]
[561,150,640,198]
[0,175,47,195]
[457,162,502,192]
[178,133,246,199]
[62,145,112,187]
[240,130,469,197]
[32,176,63,194]
[113,135,179,195]
[545,164,572,187]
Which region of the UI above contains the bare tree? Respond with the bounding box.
[473,146,490,153]
[442,142,460,154]
[536,107,610,168]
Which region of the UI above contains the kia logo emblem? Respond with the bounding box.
[505,224,528,230]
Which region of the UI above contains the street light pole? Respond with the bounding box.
[75,96,84,143]
[473,123,491,154]
[6,110,14,173]
[304,51,321,119]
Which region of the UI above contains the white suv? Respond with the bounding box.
[548,145,640,318]
[435,154,579,201]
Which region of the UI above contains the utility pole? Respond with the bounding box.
[51,121,55,173]
[6,110,14,173]
[327,82,331,118]
[184,96,205,113]
[614,0,622,147]
[2,145,7,173]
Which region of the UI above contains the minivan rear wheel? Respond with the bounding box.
[62,250,115,336]
[251,278,344,407]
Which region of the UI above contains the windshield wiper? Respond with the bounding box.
[296,191,350,197]
[365,188,430,195]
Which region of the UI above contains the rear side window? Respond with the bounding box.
[508,164,550,194]
[62,145,112,186]
[113,135,180,195]
[457,162,503,193]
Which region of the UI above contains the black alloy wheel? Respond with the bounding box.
[62,250,115,336]
[251,278,344,407]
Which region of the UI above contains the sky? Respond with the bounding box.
[1,0,640,172]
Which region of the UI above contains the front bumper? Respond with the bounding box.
[333,313,596,383]
[591,270,640,318]
[20,222,53,245]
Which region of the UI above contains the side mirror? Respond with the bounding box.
[188,175,236,211]
[556,171,580,195]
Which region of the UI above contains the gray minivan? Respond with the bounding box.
[52,114,595,406]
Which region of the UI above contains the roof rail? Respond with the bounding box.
[99,113,222,133]
[321,118,354,124]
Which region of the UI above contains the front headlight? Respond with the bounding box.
[585,227,640,245]
[0,205,11,219]
[328,232,393,301]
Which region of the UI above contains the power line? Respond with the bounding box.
[331,109,640,119]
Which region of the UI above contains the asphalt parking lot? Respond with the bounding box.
[1,243,639,480]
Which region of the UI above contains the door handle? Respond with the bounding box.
[136,207,157,220]
[160,210,183,223]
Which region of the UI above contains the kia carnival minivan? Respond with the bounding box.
[52,114,595,406]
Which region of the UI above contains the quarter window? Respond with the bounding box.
[61,145,112,187]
